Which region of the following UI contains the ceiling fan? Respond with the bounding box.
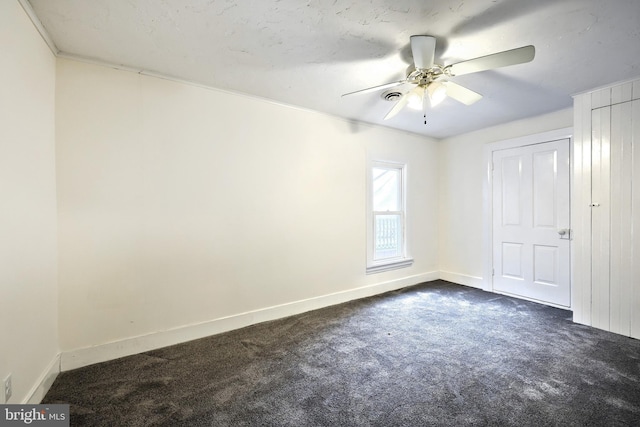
[342,35,535,120]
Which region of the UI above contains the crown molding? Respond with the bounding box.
[18,0,59,55]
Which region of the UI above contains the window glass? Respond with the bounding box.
[374,214,402,260]
[373,167,400,211]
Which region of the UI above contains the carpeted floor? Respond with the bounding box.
[43,280,640,426]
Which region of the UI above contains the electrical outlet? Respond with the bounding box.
[4,374,12,402]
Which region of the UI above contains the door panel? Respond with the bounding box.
[592,100,640,338]
[572,83,640,339]
[502,243,523,279]
[492,139,570,307]
[501,155,523,226]
[533,244,558,285]
[533,150,557,228]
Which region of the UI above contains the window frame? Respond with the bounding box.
[366,160,413,274]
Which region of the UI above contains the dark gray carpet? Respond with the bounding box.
[44,280,640,426]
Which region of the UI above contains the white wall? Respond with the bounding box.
[0,1,59,403]
[438,108,573,286]
[55,58,440,363]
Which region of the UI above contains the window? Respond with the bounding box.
[367,161,413,274]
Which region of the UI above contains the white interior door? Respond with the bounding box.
[492,139,571,307]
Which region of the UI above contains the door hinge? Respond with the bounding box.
[492,268,495,276]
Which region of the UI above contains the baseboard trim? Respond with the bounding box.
[61,271,439,371]
[26,354,60,404]
[439,271,484,289]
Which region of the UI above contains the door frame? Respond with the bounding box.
[482,127,573,307]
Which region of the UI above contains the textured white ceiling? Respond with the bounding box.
[27,0,640,138]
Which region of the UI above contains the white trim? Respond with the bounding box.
[572,75,640,97]
[482,127,573,293]
[57,52,147,76]
[366,258,414,274]
[17,0,59,55]
[483,127,573,153]
[61,271,439,371]
[439,271,483,289]
[25,354,60,404]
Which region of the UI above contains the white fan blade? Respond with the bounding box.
[410,35,436,69]
[342,80,405,97]
[447,45,535,76]
[384,89,412,120]
[443,81,483,105]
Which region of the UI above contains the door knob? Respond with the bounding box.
[558,229,571,239]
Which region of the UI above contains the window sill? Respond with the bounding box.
[366,258,414,275]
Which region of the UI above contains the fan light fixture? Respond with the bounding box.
[427,82,447,107]
[407,83,446,111]
[407,86,425,110]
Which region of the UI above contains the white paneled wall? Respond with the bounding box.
[573,78,640,339]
